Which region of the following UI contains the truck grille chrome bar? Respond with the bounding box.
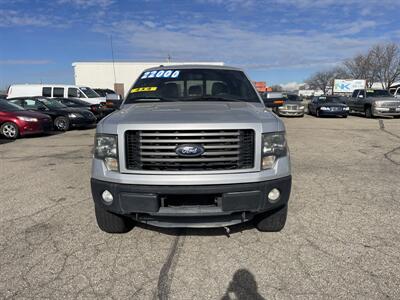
[125,129,255,171]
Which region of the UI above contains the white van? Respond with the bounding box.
[7,84,106,104]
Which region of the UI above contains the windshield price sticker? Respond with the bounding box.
[130,87,158,93]
[141,70,180,79]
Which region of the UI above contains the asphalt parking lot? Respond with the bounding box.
[1,115,399,299]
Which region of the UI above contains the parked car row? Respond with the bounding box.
[0,95,116,139]
[262,88,400,118]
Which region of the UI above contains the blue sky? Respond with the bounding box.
[1,0,399,90]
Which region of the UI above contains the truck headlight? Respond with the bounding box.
[94,134,119,171]
[262,132,287,169]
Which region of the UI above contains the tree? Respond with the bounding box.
[342,53,377,87]
[270,85,283,92]
[370,43,400,89]
[306,69,337,94]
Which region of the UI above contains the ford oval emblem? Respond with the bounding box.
[175,144,205,157]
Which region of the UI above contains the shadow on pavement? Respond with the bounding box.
[0,138,14,145]
[221,269,265,300]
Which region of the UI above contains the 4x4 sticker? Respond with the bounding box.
[141,70,180,79]
[130,87,158,93]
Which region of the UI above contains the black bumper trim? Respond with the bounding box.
[91,176,292,218]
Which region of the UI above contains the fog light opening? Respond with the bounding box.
[102,190,114,204]
[268,188,280,203]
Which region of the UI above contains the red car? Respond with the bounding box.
[0,100,52,139]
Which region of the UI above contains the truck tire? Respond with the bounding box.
[94,204,134,233]
[254,205,288,232]
[365,106,373,118]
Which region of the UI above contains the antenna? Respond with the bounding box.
[167,53,171,63]
[110,35,117,84]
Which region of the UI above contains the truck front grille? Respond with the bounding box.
[125,129,255,171]
[379,101,400,108]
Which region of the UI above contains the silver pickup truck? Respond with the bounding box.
[348,89,400,118]
[91,65,291,233]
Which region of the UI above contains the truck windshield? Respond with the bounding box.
[0,100,25,111]
[125,68,260,104]
[366,90,391,97]
[284,94,300,101]
[80,87,100,98]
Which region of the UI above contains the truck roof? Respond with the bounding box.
[143,64,243,72]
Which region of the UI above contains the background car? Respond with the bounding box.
[261,92,285,108]
[93,88,118,97]
[308,95,349,117]
[276,93,305,117]
[7,84,106,104]
[53,97,114,120]
[347,89,400,118]
[8,97,97,131]
[0,100,52,139]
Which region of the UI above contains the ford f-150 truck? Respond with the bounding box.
[91,65,291,233]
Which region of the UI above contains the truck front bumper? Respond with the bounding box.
[91,176,292,228]
[277,108,304,117]
[373,107,400,117]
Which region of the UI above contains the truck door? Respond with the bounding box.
[347,90,359,111]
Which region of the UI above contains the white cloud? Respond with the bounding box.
[324,21,377,35]
[197,0,256,10]
[57,0,114,8]
[94,19,386,71]
[280,82,304,91]
[0,9,52,27]
[0,9,70,28]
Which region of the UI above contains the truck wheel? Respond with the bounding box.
[365,106,373,118]
[94,204,134,233]
[1,122,19,139]
[54,116,70,131]
[254,205,288,232]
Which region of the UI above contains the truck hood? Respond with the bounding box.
[370,97,400,102]
[99,101,282,132]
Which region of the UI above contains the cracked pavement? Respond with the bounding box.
[0,115,399,299]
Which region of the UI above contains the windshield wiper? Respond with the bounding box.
[127,97,177,103]
[180,96,245,102]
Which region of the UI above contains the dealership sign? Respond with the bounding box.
[334,79,366,93]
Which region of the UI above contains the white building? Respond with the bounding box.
[72,61,224,96]
[298,89,324,98]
